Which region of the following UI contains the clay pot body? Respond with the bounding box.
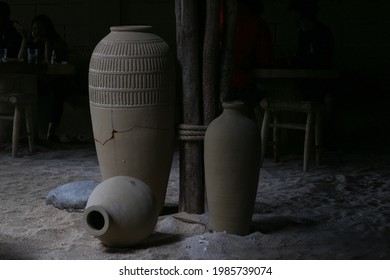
[204,101,261,235]
[89,26,175,212]
[83,176,158,247]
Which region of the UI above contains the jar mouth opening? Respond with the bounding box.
[83,205,109,237]
[222,100,246,110]
[110,25,152,32]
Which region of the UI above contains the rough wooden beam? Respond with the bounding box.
[203,0,221,125]
[219,0,237,102]
[175,0,204,214]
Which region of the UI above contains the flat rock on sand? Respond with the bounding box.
[46,180,99,211]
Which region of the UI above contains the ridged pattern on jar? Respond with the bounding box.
[89,39,174,108]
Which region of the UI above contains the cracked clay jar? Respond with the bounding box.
[89,26,175,213]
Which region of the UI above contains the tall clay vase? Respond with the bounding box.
[83,176,158,247]
[89,26,175,213]
[204,101,261,236]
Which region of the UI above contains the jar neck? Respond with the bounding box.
[222,101,246,113]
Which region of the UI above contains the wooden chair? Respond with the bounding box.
[0,74,37,157]
[260,98,323,171]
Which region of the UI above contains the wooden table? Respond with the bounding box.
[253,68,340,100]
[253,68,340,157]
[253,68,339,79]
[0,60,75,75]
[0,61,75,156]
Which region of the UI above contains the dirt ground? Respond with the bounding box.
[1,141,389,259]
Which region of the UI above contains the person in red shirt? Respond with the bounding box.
[231,0,274,95]
[221,0,274,100]
[221,0,274,120]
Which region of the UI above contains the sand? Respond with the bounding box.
[0,142,389,260]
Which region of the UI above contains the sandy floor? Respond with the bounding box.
[0,142,389,260]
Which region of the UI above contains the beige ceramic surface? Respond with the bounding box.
[204,101,261,236]
[88,26,175,212]
[83,176,158,247]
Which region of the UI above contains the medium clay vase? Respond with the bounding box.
[204,101,261,236]
[83,176,158,247]
[88,26,175,212]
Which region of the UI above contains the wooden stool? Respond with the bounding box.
[0,75,37,157]
[260,98,323,171]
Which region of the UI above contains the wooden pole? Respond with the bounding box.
[219,0,237,103]
[203,0,221,125]
[175,0,204,213]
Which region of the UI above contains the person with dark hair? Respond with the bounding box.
[288,0,334,69]
[0,1,22,58]
[18,14,68,64]
[17,15,69,142]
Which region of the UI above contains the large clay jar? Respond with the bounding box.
[204,101,261,236]
[83,176,158,247]
[89,26,175,212]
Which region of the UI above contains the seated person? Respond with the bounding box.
[17,15,69,142]
[222,0,274,102]
[287,0,334,69]
[18,14,68,63]
[0,1,22,58]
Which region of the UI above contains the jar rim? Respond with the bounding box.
[222,100,246,109]
[110,25,152,32]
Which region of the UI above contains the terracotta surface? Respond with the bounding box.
[88,26,175,212]
[83,176,158,247]
[204,101,261,235]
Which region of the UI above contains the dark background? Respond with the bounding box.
[4,0,390,149]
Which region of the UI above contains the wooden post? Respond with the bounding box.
[203,0,221,125]
[175,0,204,213]
[219,0,237,103]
